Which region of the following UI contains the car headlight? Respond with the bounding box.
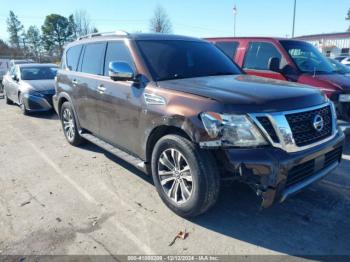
[200,112,268,147]
[339,94,350,102]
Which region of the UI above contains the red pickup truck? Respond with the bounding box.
[206,37,350,121]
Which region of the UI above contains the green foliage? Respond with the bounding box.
[41,14,73,56]
[6,11,24,48]
[26,26,43,61]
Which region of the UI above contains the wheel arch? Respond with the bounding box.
[145,124,192,164]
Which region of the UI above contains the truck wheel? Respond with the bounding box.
[60,102,84,146]
[151,134,220,218]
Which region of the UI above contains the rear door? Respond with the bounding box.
[242,41,287,81]
[76,42,107,134]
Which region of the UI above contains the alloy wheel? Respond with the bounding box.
[157,148,193,204]
[62,108,75,141]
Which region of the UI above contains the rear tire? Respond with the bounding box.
[60,102,84,146]
[151,134,220,218]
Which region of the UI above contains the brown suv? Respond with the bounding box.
[54,32,344,217]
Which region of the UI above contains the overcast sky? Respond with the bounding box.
[0,0,349,41]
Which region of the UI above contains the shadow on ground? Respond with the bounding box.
[80,135,350,256]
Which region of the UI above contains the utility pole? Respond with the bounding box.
[233,4,237,37]
[292,0,296,38]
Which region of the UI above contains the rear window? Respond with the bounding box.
[215,41,239,59]
[243,42,282,70]
[66,45,82,71]
[80,42,106,75]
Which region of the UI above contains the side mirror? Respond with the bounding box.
[109,61,134,81]
[11,75,18,81]
[268,57,280,72]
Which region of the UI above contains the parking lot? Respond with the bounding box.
[0,97,349,257]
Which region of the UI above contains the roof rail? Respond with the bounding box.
[77,30,129,40]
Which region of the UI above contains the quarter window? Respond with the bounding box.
[80,42,106,75]
[243,42,282,70]
[66,45,82,71]
[215,41,239,59]
[104,41,134,76]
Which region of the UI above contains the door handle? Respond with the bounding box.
[97,85,106,94]
[72,79,78,85]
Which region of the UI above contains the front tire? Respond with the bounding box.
[19,93,29,115]
[151,135,220,218]
[60,102,84,146]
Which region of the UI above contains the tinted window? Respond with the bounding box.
[104,41,134,76]
[81,43,106,75]
[280,40,335,74]
[137,40,241,81]
[20,66,57,80]
[215,41,239,59]
[243,42,282,70]
[66,45,82,71]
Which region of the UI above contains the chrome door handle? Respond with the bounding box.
[97,85,106,94]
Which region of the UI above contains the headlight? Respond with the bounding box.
[339,94,350,102]
[200,112,268,147]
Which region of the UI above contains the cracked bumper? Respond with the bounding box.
[217,130,345,208]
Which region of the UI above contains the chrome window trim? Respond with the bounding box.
[249,102,337,153]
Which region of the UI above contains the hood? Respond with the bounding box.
[158,75,326,112]
[312,73,350,92]
[20,79,55,93]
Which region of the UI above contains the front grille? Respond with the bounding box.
[286,147,342,187]
[256,116,280,143]
[286,105,333,147]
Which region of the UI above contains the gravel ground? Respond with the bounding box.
[0,97,349,258]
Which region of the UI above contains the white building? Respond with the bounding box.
[295,32,350,58]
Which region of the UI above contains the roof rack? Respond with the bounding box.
[77,30,129,40]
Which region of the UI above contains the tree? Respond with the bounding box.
[26,26,43,61]
[149,5,172,33]
[346,8,350,32]
[42,14,73,57]
[6,11,24,48]
[71,10,97,37]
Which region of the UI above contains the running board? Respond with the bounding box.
[80,133,146,172]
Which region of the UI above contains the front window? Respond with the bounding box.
[20,66,58,80]
[136,40,241,81]
[280,40,335,74]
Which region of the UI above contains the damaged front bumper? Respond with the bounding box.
[215,129,345,208]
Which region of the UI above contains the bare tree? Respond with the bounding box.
[73,10,96,37]
[149,5,172,33]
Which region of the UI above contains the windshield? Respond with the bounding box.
[329,58,350,74]
[136,40,242,81]
[280,40,335,74]
[20,66,57,80]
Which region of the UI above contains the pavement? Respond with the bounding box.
[0,97,349,258]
